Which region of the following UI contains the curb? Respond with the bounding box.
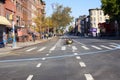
[0,37,55,54]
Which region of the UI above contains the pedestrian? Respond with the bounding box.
[3,32,7,47]
[45,33,48,39]
[32,33,35,42]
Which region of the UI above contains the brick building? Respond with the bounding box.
[0,0,46,43]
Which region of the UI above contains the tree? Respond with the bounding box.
[51,4,73,33]
[101,0,120,21]
[68,25,74,33]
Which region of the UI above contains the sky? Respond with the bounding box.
[44,0,102,18]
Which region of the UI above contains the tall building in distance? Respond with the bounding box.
[89,8,109,34]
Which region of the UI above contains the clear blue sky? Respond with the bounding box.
[44,0,101,18]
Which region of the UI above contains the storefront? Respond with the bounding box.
[0,16,11,47]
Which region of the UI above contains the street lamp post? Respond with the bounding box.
[32,22,36,41]
[12,20,16,48]
[9,13,16,48]
[115,20,119,38]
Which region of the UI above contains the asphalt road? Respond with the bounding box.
[0,35,120,80]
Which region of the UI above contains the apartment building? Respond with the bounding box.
[0,0,45,27]
[89,8,109,34]
[0,0,46,42]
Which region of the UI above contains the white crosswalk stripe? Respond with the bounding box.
[100,45,113,50]
[61,46,66,50]
[37,47,46,52]
[84,74,94,80]
[72,46,77,52]
[50,46,56,51]
[110,43,119,46]
[109,45,117,48]
[26,47,37,52]
[91,45,102,50]
[79,62,86,67]
[81,46,89,50]
[72,46,77,50]
[26,75,33,80]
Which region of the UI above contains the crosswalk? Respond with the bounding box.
[25,44,119,52]
[37,47,46,52]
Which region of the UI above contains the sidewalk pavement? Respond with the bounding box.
[0,38,52,53]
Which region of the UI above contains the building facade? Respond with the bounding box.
[89,8,109,35]
[0,0,46,43]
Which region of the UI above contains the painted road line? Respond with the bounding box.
[84,74,94,80]
[100,45,112,50]
[72,46,77,52]
[76,56,81,59]
[26,47,36,52]
[42,58,46,60]
[36,63,42,68]
[74,53,78,55]
[109,45,117,48]
[37,47,46,52]
[68,45,71,47]
[73,39,86,45]
[110,43,119,46]
[81,46,89,50]
[61,46,66,50]
[91,45,102,50]
[72,46,77,50]
[26,75,33,80]
[50,46,56,51]
[79,62,86,67]
[46,54,49,56]
[0,48,118,63]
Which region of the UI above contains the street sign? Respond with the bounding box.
[90,28,97,32]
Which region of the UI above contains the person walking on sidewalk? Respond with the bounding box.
[3,32,7,47]
[45,33,48,39]
[32,33,35,42]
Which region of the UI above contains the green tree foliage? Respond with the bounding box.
[33,13,44,33]
[101,0,120,21]
[51,4,73,29]
[68,25,74,33]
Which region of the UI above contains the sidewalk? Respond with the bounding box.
[0,38,52,53]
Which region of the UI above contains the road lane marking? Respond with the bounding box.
[72,46,77,50]
[61,46,66,50]
[73,40,86,45]
[76,56,81,59]
[79,62,86,67]
[109,45,117,48]
[0,48,119,63]
[36,63,42,68]
[84,74,94,80]
[26,47,36,52]
[74,53,78,55]
[81,46,89,50]
[110,43,119,46]
[42,58,46,60]
[50,46,56,51]
[46,54,49,56]
[27,75,33,80]
[72,46,77,52]
[91,45,102,50]
[68,45,71,47]
[100,45,112,50]
[37,47,46,52]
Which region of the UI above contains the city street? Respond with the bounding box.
[0,35,120,80]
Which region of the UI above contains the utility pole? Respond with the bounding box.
[115,20,119,38]
[9,13,16,48]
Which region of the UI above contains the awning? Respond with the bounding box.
[0,16,11,26]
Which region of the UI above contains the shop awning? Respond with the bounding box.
[0,16,11,26]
